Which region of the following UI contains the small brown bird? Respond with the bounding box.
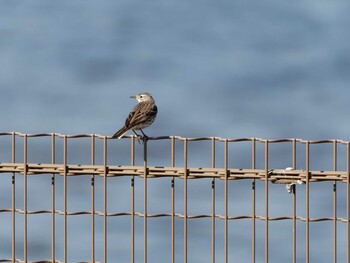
[113,92,158,139]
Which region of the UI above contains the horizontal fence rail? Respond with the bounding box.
[0,132,349,263]
[0,163,348,182]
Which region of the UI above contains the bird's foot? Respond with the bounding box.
[135,135,148,144]
[135,136,142,144]
[141,135,149,143]
[132,133,148,144]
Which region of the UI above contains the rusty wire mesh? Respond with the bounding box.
[0,132,349,263]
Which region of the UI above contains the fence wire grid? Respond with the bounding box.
[0,132,350,263]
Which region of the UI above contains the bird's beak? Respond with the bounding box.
[130,95,136,99]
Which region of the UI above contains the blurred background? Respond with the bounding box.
[1,0,350,262]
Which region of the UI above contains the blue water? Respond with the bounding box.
[1,1,350,262]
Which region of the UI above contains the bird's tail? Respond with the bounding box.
[112,127,128,139]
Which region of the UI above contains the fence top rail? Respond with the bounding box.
[0,132,349,145]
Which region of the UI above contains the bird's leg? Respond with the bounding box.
[140,129,149,142]
[132,130,140,136]
[132,130,142,144]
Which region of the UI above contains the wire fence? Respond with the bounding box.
[0,132,349,263]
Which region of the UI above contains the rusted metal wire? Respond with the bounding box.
[1,133,350,263]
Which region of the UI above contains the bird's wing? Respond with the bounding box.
[124,102,157,128]
[146,104,158,118]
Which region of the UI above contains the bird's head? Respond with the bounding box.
[131,92,154,103]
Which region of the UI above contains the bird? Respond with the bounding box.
[112,92,158,140]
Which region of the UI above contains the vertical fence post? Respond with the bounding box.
[251,138,256,263]
[224,139,228,263]
[211,137,216,263]
[131,136,135,263]
[11,133,16,263]
[171,136,175,263]
[184,138,188,263]
[23,134,28,263]
[63,135,67,263]
[91,134,95,263]
[103,136,108,263]
[144,139,148,263]
[292,139,297,263]
[51,134,56,263]
[264,140,269,263]
[305,141,310,263]
[347,142,350,263]
[333,140,337,263]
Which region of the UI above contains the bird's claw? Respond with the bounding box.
[134,135,148,144]
[134,135,142,144]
